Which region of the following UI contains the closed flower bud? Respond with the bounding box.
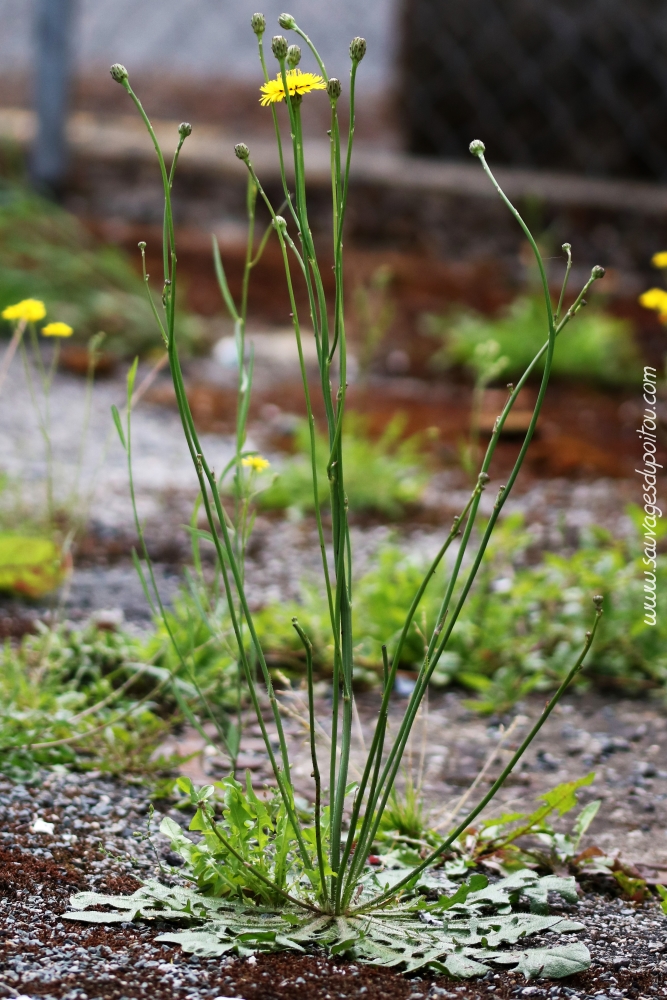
[278,12,296,30]
[273,215,287,232]
[251,12,266,35]
[562,242,571,252]
[469,139,485,156]
[179,122,192,138]
[593,594,604,609]
[349,37,366,62]
[287,44,301,68]
[327,78,342,101]
[234,142,250,161]
[271,35,288,59]
[591,265,605,280]
[110,63,128,84]
[138,241,147,250]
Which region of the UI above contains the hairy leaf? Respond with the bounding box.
[63,870,589,977]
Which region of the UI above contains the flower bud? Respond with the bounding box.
[273,215,287,233]
[287,44,301,68]
[469,139,485,157]
[591,265,605,280]
[349,37,366,62]
[110,63,128,84]
[138,241,147,250]
[327,78,342,101]
[234,143,250,161]
[562,242,571,252]
[251,12,266,35]
[179,122,192,138]
[278,12,296,30]
[593,594,604,609]
[272,35,288,59]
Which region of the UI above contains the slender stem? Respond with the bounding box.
[293,25,329,81]
[353,609,602,912]
[119,80,313,875]
[555,243,573,324]
[0,319,26,395]
[343,152,563,904]
[293,619,328,904]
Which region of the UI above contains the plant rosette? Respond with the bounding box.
[64,865,589,978]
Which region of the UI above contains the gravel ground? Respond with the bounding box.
[0,766,666,1000]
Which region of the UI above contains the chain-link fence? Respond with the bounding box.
[401,0,667,180]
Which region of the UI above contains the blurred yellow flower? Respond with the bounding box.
[42,322,73,337]
[2,298,46,323]
[260,69,326,106]
[242,455,270,472]
[639,287,667,323]
[652,251,667,269]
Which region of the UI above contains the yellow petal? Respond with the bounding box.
[1,298,47,322]
[41,321,73,337]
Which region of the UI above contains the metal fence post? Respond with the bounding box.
[31,0,76,196]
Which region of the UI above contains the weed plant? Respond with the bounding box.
[426,289,639,386]
[0,176,203,356]
[168,509,664,708]
[257,413,430,517]
[0,621,184,780]
[68,14,608,978]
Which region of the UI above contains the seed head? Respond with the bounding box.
[327,78,342,101]
[110,63,128,84]
[178,122,192,138]
[278,12,297,30]
[234,142,250,161]
[251,12,266,35]
[287,44,301,68]
[272,35,288,60]
[350,37,367,62]
[591,265,605,280]
[469,139,485,157]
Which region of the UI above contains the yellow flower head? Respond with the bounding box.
[2,298,46,323]
[41,321,73,338]
[639,287,667,323]
[652,251,667,269]
[259,69,326,106]
[242,455,270,472]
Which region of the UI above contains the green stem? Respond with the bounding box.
[352,609,602,913]
[293,619,328,905]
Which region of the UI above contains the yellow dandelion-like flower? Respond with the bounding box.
[639,287,667,323]
[652,251,667,269]
[259,69,326,106]
[2,298,46,323]
[41,321,73,338]
[242,455,270,472]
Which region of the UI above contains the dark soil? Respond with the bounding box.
[1,770,666,1000]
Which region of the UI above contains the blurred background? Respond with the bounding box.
[2,0,667,481]
[2,1,667,798]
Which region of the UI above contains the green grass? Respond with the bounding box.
[0,176,203,356]
[425,294,640,385]
[224,509,667,707]
[256,414,432,518]
[0,620,185,780]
